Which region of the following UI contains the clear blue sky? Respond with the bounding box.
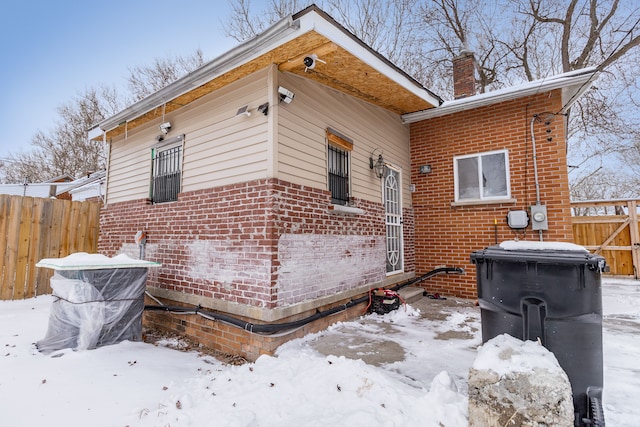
[0,0,257,159]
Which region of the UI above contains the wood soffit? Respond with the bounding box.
[105,31,435,140]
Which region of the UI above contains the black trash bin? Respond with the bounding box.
[470,241,607,427]
[35,253,161,353]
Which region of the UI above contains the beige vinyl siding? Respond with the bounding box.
[276,72,411,205]
[106,125,157,204]
[106,69,270,205]
[181,69,270,191]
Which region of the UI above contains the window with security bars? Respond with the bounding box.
[151,145,182,203]
[328,144,349,205]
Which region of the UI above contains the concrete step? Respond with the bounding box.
[398,286,424,303]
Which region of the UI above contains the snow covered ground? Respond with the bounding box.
[0,277,638,426]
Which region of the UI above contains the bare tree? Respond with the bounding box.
[224,0,640,198]
[222,0,309,41]
[127,49,205,101]
[1,50,205,184]
[1,86,121,183]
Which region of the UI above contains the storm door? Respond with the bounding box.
[384,166,403,274]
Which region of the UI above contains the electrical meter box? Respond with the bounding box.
[507,210,529,229]
[530,204,549,230]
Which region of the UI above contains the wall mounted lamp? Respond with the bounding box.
[278,86,295,103]
[419,165,432,174]
[257,102,269,116]
[159,121,172,135]
[369,150,386,179]
[236,105,251,117]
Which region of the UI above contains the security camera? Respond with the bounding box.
[303,56,316,69]
[159,122,172,134]
[303,54,326,72]
[278,86,295,104]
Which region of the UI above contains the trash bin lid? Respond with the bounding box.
[36,253,161,270]
[471,240,606,270]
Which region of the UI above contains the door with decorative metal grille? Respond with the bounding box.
[384,166,403,274]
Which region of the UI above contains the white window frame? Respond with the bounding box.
[453,149,511,202]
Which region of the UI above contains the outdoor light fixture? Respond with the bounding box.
[236,105,251,117]
[369,150,386,179]
[159,122,172,134]
[257,102,269,116]
[419,164,432,174]
[278,86,295,103]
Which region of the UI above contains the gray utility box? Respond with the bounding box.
[36,253,160,354]
[470,241,606,427]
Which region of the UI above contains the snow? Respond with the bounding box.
[499,239,589,252]
[0,277,638,426]
[36,252,161,270]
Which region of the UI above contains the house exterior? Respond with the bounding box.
[92,6,597,360]
[405,64,597,298]
[0,175,74,198]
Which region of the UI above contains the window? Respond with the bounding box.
[454,149,510,202]
[151,135,183,203]
[327,129,352,205]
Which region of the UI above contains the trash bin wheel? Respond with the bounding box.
[584,387,605,427]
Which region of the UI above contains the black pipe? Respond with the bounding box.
[144,267,464,335]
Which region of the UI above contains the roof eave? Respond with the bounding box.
[98,15,300,132]
[294,6,442,108]
[98,6,442,134]
[401,68,599,124]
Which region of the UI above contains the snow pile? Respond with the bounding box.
[36,252,160,270]
[0,278,637,426]
[499,240,588,252]
[472,334,562,376]
[468,334,573,426]
[132,353,467,427]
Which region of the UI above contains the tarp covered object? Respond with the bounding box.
[36,253,160,354]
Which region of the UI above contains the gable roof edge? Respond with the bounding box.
[293,6,442,108]
[401,68,599,124]
[98,6,444,134]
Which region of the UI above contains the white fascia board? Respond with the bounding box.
[88,125,104,141]
[402,68,599,123]
[305,12,442,108]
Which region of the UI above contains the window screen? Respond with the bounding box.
[454,150,509,202]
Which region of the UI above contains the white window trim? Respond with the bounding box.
[152,134,184,151]
[453,149,511,203]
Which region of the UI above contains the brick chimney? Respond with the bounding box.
[452,50,476,99]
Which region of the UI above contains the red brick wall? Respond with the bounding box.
[143,295,366,361]
[453,51,476,99]
[99,176,400,302]
[99,178,392,308]
[410,91,574,298]
[100,177,414,359]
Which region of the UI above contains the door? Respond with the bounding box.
[384,166,403,274]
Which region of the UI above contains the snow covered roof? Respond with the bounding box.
[65,170,106,201]
[402,67,599,123]
[0,182,76,198]
[0,171,106,199]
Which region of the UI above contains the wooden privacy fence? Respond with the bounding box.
[0,195,101,300]
[572,199,640,277]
